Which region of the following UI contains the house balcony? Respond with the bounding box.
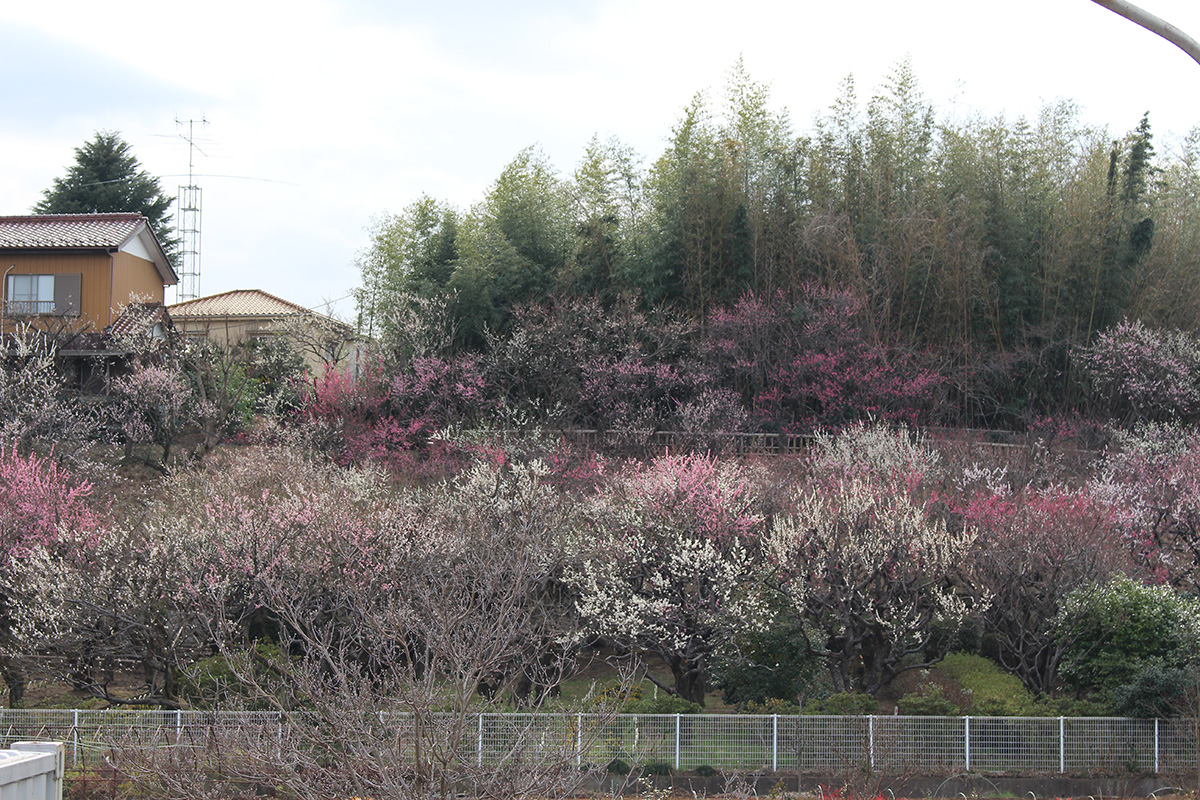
[4,300,55,315]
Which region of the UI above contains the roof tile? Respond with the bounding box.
[168,289,319,318]
[0,213,148,249]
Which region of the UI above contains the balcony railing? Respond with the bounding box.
[3,300,54,315]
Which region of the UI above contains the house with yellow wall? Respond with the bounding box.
[0,213,177,335]
[168,288,359,374]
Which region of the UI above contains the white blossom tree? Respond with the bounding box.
[566,453,766,704]
[767,424,975,695]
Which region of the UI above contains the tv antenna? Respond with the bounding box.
[174,116,208,302]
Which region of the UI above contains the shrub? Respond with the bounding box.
[937,652,1035,716]
[622,693,703,715]
[897,686,960,716]
[712,622,821,710]
[1058,576,1200,696]
[1110,660,1196,717]
[641,760,674,776]
[736,698,802,715]
[606,758,632,775]
[803,692,878,715]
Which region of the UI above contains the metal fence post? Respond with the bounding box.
[1059,716,1065,774]
[72,710,79,767]
[1155,718,1160,773]
[674,714,681,771]
[964,716,970,772]
[868,715,875,770]
[576,713,583,768]
[176,709,182,743]
[477,714,484,768]
[772,714,778,772]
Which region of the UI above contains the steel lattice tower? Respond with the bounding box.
[174,117,207,301]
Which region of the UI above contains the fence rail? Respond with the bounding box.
[0,710,1194,776]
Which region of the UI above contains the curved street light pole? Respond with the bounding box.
[1091,0,1200,67]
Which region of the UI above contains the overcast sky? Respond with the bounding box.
[2,0,1198,321]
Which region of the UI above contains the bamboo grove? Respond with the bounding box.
[356,60,1200,429]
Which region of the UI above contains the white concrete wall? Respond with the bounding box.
[0,743,63,800]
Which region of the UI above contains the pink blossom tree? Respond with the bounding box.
[1094,423,1200,588]
[109,363,194,466]
[705,288,943,433]
[1075,319,1200,424]
[961,485,1133,694]
[300,351,489,469]
[0,444,100,705]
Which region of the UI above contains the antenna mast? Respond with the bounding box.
[175,116,208,302]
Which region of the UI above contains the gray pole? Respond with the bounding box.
[1091,0,1200,66]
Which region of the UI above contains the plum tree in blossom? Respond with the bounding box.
[705,288,943,433]
[171,456,606,800]
[15,446,617,799]
[767,425,972,694]
[0,328,99,461]
[567,452,765,704]
[1094,423,1200,588]
[109,363,194,466]
[0,444,100,706]
[300,351,489,469]
[0,443,98,560]
[1075,319,1200,424]
[962,485,1132,694]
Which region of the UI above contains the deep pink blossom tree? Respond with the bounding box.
[961,486,1133,694]
[0,443,98,561]
[705,288,943,433]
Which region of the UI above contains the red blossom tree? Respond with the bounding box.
[961,486,1134,694]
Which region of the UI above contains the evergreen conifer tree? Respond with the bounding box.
[34,131,177,258]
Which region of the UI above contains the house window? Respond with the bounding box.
[4,273,81,316]
[6,274,55,315]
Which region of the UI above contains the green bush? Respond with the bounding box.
[606,758,632,775]
[803,691,878,715]
[1110,660,1197,717]
[622,693,703,715]
[1030,695,1112,717]
[1059,576,1200,695]
[694,765,718,777]
[177,642,290,709]
[641,760,674,776]
[897,686,959,716]
[738,697,801,715]
[712,622,821,709]
[938,652,1035,715]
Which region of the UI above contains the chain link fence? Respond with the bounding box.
[1,710,1194,775]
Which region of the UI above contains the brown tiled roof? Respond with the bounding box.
[169,289,354,334]
[0,213,149,249]
[105,302,172,339]
[169,289,318,318]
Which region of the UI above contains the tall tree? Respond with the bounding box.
[34,131,177,257]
